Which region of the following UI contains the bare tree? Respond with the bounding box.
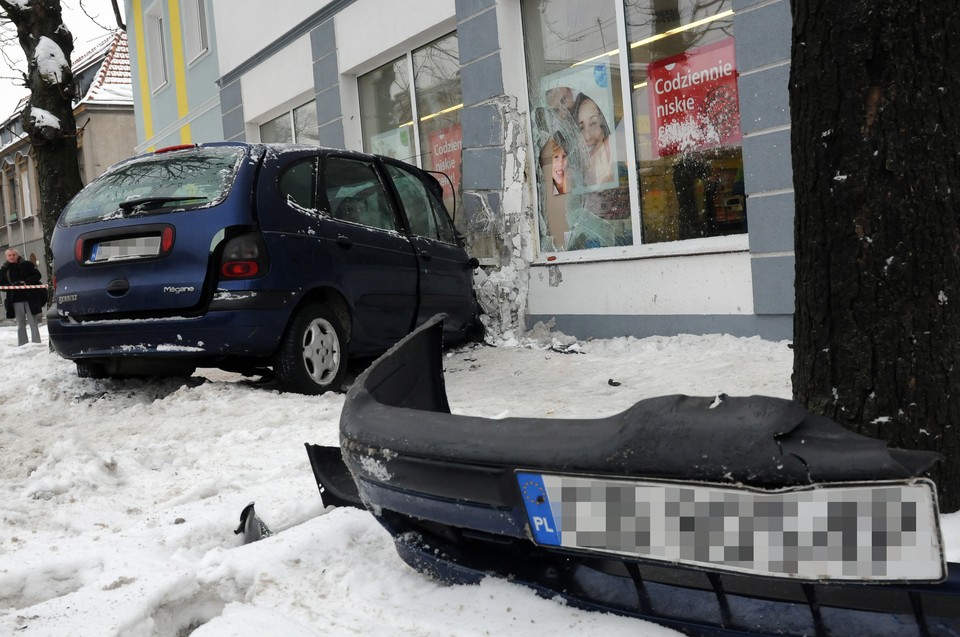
[0,0,123,283]
[790,1,960,511]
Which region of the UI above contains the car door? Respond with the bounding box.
[382,160,475,336]
[317,154,420,351]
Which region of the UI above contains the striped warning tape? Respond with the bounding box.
[0,285,47,290]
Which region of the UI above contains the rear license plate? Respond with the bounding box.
[90,236,161,263]
[516,472,945,582]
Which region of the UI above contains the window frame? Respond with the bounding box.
[145,2,168,92]
[259,100,318,145]
[357,33,464,235]
[181,0,209,64]
[521,0,747,263]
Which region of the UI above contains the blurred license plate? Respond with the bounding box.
[517,472,945,582]
[90,236,161,262]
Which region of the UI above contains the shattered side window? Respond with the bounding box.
[521,0,745,252]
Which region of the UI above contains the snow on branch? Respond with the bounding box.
[29,106,60,130]
[35,35,68,84]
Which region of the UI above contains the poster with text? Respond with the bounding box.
[648,38,741,158]
[427,124,462,200]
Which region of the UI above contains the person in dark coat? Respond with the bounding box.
[1,248,42,345]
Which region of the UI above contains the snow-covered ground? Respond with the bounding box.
[1,321,956,636]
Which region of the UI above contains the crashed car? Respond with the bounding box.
[48,143,479,393]
[307,315,960,637]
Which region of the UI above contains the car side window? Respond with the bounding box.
[386,164,456,244]
[321,157,397,231]
[278,158,318,211]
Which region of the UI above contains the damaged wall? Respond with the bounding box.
[457,0,536,343]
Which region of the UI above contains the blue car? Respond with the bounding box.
[48,142,479,394]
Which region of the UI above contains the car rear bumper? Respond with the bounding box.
[47,305,290,360]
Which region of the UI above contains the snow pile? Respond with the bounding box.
[0,322,955,636]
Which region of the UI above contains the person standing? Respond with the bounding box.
[1,248,42,345]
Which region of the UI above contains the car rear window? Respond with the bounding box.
[60,146,246,226]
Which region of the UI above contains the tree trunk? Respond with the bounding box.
[790,0,960,512]
[0,0,85,285]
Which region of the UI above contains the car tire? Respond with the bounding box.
[275,304,348,395]
[75,360,108,379]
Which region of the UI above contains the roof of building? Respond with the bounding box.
[0,30,132,153]
[75,30,133,106]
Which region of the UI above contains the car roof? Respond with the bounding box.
[191,141,403,166]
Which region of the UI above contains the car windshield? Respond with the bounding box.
[60,146,246,226]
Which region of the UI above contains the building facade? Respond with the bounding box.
[127,0,223,151]
[0,30,136,276]
[126,0,794,341]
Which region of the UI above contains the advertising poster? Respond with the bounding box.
[648,38,742,158]
[540,61,618,192]
[370,126,413,160]
[427,124,462,200]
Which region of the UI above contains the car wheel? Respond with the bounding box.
[275,304,348,395]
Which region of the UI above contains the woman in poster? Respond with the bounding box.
[574,93,615,187]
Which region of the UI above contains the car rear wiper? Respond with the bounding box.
[118,196,208,215]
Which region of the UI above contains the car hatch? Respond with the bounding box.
[52,145,253,318]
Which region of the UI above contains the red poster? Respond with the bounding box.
[648,38,741,158]
[428,124,462,199]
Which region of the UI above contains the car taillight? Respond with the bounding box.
[160,226,175,254]
[220,234,267,279]
[74,237,83,262]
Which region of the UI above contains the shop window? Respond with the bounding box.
[182,0,209,63]
[358,33,463,234]
[260,100,319,145]
[522,0,743,253]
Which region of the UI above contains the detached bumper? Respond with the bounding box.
[306,315,960,637]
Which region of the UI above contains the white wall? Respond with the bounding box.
[527,249,755,316]
[335,0,457,75]
[211,0,326,76]
[240,35,315,129]
[335,0,457,149]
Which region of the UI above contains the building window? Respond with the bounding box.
[260,100,319,145]
[522,0,742,253]
[146,3,168,91]
[182,0,209,63]
[7,175,19,223]
[358,33,463,231]
[19,165,32,218]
